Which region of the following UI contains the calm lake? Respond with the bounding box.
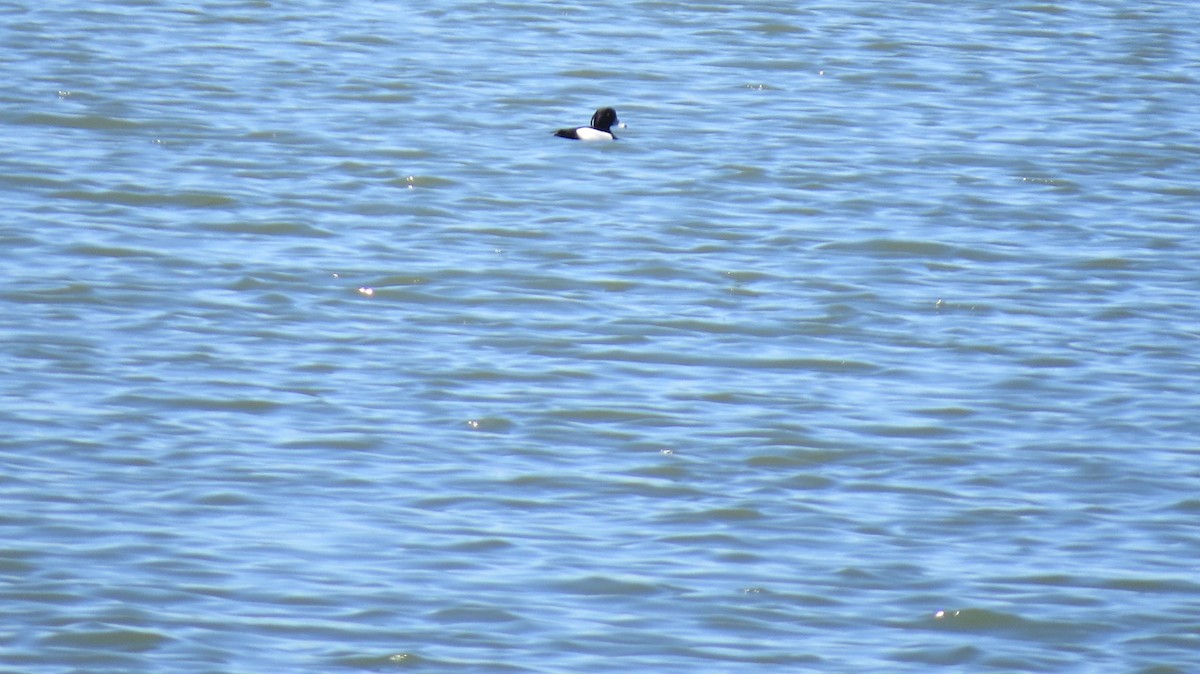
[3,1,1199,672]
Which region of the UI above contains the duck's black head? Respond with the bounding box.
[591,107,620,132]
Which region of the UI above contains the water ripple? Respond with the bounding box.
[3,0,1200,672]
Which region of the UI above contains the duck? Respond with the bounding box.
[553,107,624,141]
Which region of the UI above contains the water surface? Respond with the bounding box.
[3,1,1199,672]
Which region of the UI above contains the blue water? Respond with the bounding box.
[3,1,1200,672]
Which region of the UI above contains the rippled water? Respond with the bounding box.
[3,1,1200,672]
